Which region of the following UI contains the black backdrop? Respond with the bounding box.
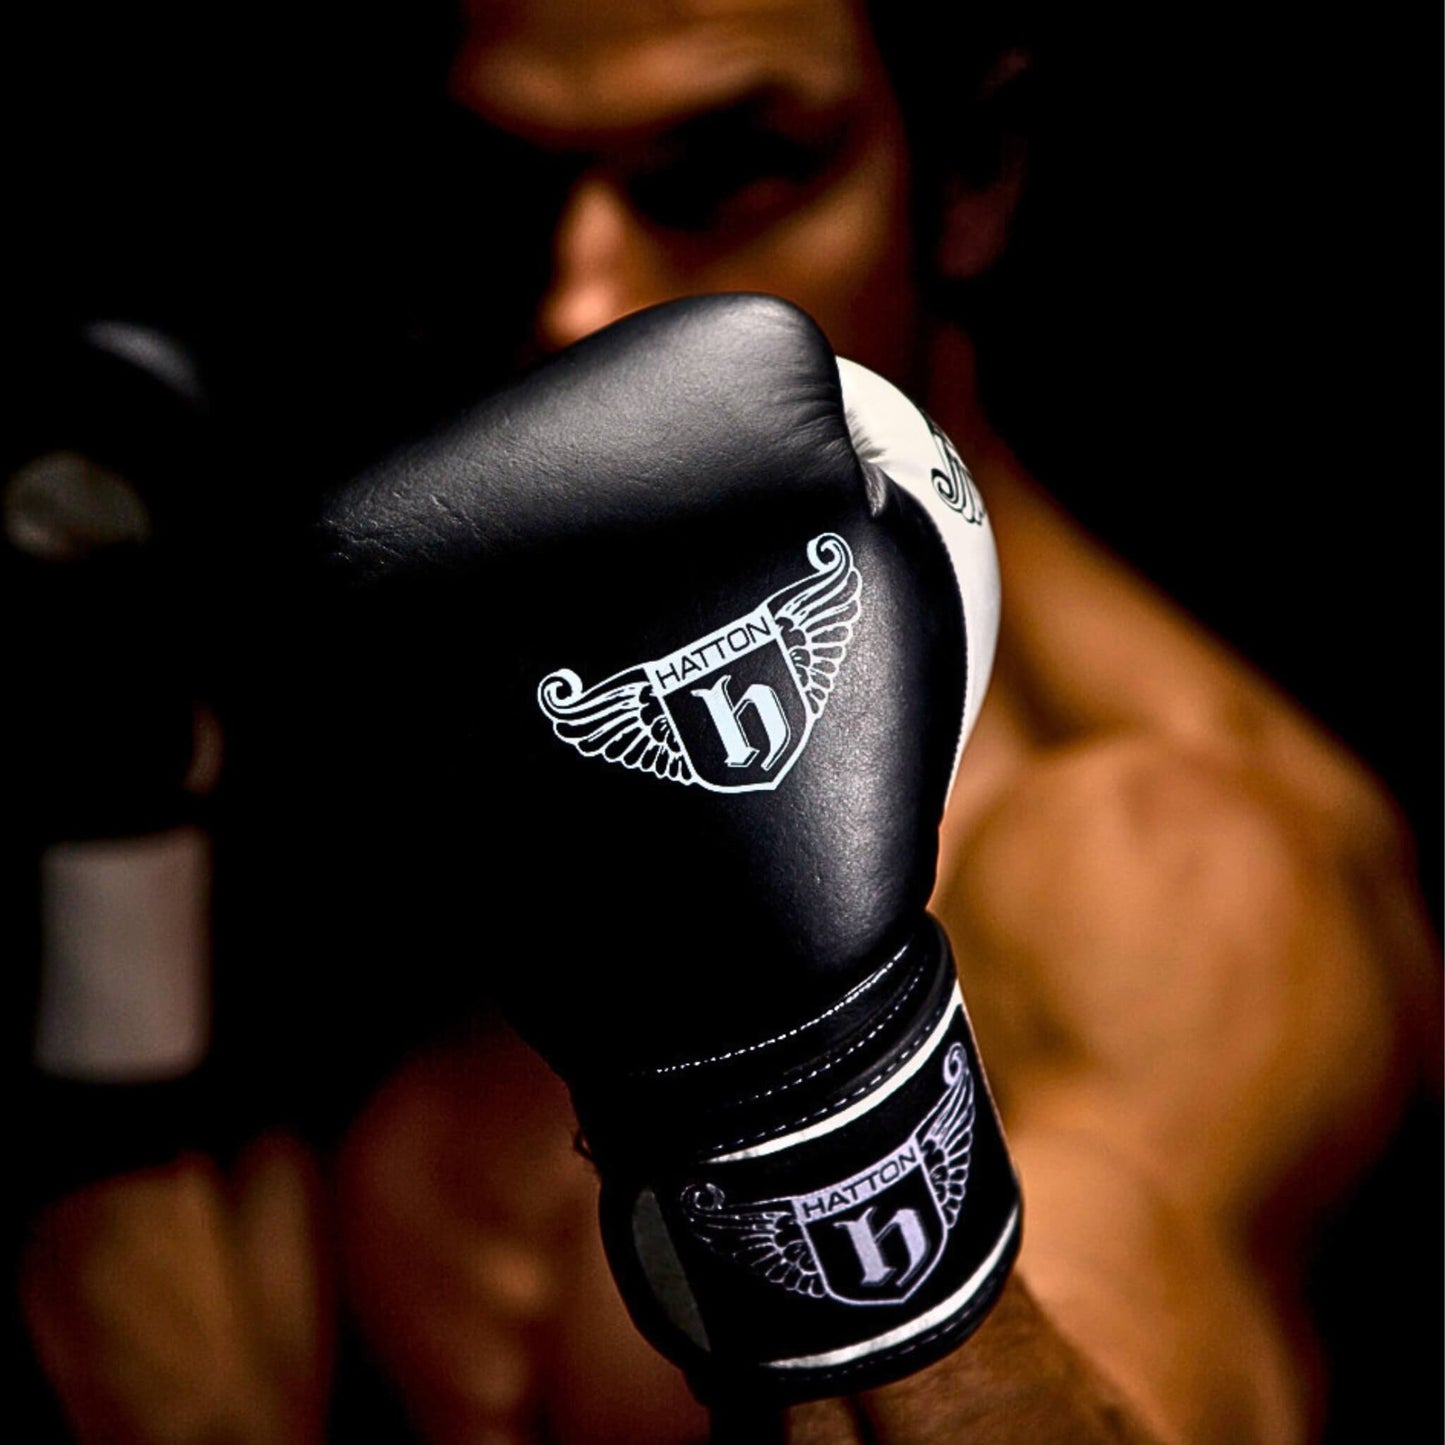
[11,3,1441,1440]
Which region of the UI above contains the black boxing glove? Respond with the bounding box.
[5,320,228,1198]
[300,294,1018,1402]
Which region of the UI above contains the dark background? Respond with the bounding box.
[11,3,1441,1440]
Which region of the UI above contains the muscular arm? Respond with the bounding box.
[789,745,1333,1445]
[789,462,1437,1444]
[929,740,1378,1444]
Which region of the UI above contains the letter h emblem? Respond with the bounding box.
[690,675,792,771]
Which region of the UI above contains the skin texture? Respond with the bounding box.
[450,0,924,378]
[21,1136,332,1445]
[21,0,1440,1441]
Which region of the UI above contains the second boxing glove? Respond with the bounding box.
[7,319,225,1199]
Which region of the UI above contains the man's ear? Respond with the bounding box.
[934,47,1031,282]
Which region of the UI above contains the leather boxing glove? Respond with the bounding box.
[298,293,1019,1402]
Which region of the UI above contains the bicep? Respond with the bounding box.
[936,736,1416,1219]
[925,735,1432,1442]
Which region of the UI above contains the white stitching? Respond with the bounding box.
[704,965,947,1154]
[637,943,908,1077]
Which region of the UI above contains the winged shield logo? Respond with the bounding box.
[537,534,860,793]
[679,1043,975,1307]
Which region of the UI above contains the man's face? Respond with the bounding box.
[451,0,923,381]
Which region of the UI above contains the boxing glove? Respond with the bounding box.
[6,319,225,1197]
[301,293,1019,1402]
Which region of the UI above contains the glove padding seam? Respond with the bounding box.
[704,964,948,1155]
[635,945,907,1078]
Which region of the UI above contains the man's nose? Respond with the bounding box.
[536,176,678,352]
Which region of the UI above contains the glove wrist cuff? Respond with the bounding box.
[592,921,1021,1403]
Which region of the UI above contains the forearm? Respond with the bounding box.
[788,1273,1161,1445]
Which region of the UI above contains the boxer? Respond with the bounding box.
[17,1,1439,1441]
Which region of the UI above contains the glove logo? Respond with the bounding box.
[680,1042,974,1307]
[537,534,860,793]
[927,416,986,524]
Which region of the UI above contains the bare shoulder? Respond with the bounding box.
[962,461,1405,834]
[940,464,1437,1208]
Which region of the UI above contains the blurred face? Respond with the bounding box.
[451,0,923,382]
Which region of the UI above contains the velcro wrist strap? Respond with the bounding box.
[596,925,1021,1403]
